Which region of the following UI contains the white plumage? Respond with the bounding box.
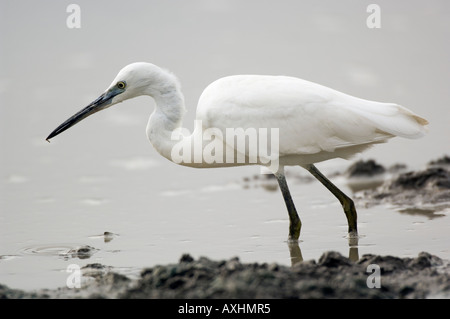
[197,74,427,166]
[47,62,428,240]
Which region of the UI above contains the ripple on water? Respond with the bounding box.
[19,244,98,260]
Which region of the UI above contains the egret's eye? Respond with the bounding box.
[117,81,126,89]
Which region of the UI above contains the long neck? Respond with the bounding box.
[146,73,187,162]
[144,68,243,169]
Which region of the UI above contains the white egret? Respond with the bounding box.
[47,62,428,241]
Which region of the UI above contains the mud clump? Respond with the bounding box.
[347,160,386,177]
[66,245,98,259]
[389,167,450,191]
[428,155,450,167]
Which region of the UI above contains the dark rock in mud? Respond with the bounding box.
[347,160,386,177]
[66,245,98,259]
[428,155,450,167]
[317,251,352,268]
[1,251,448,299]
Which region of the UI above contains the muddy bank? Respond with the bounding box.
[1,251,449,299]
[109,251,450,299]
[351,155,450,212]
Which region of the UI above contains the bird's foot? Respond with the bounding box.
[346,230,359,247]
[287,236,300,244]
[347,230,359,238]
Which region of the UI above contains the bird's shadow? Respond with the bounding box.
[288,236,359,266]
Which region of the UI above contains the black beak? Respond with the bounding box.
[46,89,120,141]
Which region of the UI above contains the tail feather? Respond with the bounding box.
[344,101,428,139]
[380,104,428,139]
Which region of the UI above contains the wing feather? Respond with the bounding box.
[195,75,427,159]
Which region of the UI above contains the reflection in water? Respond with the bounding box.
[397,208,446,219]
[287,241,303,265]
[89,231,119,243]
[347,236,360,262]
[288,236,360,266]
[346,177,385,193]
[242,174,279,192]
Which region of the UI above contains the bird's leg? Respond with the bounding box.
[305,164,358,237]
[274,172,301,241]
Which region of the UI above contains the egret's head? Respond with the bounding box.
[46,62,179,141]
[107,62,180,103]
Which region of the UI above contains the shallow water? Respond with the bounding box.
[1,1,449,291]
[1,159,449,290]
